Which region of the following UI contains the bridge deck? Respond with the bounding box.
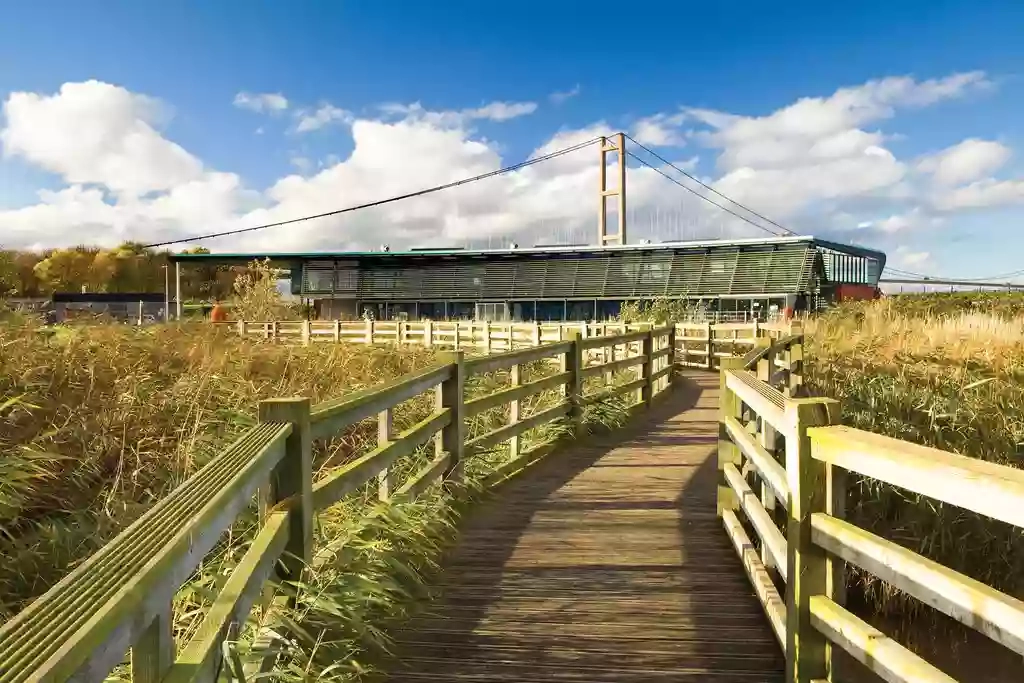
[389,371,785,681]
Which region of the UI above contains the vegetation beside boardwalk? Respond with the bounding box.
[805,298,1024,630]
[1,293,633,679]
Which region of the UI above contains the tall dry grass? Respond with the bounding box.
[0,314,437,616]
[804,299,1024,622]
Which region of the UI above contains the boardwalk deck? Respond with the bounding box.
[388,371,785,681]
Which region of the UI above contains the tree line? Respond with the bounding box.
[0,243,249,301]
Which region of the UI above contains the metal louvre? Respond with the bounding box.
[300,244,819,299]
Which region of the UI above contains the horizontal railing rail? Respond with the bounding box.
[214,319,795,371]
[0,324,679,683]
[717,336,1024,683]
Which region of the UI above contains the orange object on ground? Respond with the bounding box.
[210,303,228,322]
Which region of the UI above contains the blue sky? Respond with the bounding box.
[2,1,1023,278]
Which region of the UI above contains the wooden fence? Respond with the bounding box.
[0,326,677,683]
[215,319,799,369]
[718,336,1024,682]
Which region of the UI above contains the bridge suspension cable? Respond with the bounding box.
[141,136,604,249]
[624,134,795,237]
[624,149,790,238]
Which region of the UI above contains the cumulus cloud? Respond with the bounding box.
[1,80,204,198]
[918,138,1011,187]
[631,113,687,147]
[0,72,1018,256]
[892,245,932,269]
[294,103,352,133]
[233,91,289,113]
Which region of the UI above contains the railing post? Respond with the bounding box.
[272,321,279,342]
[302,320,311,346]
[237,319,245,338]
[483,320,491,354]
[437,352,465,485]
[563,330,583,435]
[334,319,341,342]
[533,321,541,347]
[508,363,521,459]
[784,397,842,683]
[667,325,677,388]
[705,322,714,370]
[131,604,174,683]
[377,407,394,500]
[641,329,654,406]
[365,318,373,344]
[258,397,313,586]
[718,357,745,516]
[787,337,804,398]
[424,319,433,347]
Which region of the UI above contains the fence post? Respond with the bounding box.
[532,321,541,347]
[482,320,491,354]
[302,320,311,346]
[787,337,804,398]
[365,318,373,344]
[131,605,174,683]
[437,351,465,486]
[508,363,521,459]
[378,407,393,500]
[705,322,714,370]
[424,320,433,347]
[334,319,341,343]
[641,329,654,406]
[271,321,279,342]
[784,397,842,683]
[667,325,677,386]
[717,357,745,517]
[258,397,313,587]
[563,330,583,435]
[237,319,245,338]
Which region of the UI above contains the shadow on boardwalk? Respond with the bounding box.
[386,371,784,682]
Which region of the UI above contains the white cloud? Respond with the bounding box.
[917,138,1011,186]
[933,178,1024,210]
[893,245,932,269]
[631,112,687,147]
[233,91,289,113]
[549,85,581,105]
[294,104,352,133]
[0,73,1016,257]
[1,80,204,197]
[378,100,537,128]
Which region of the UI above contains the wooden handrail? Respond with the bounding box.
[718,350,1024,683]
[0,324,680,683]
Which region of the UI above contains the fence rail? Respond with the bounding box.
[0,325,677,683]
[717,336,1024,683]
[214,319,797,370]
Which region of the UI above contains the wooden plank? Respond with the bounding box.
[580,354,648,379]
[130,606,174,683]
[725,370,787,435]
[310,362,452,441]
[480,438,563,488]
[163,511,289,683]
[722,509,787,650]
[0,424,290,683]
[723,415,788,508]
[395,451,452,500]
[463,372,572,417]
[580,377,647,407]
[312,409,451,510]
[578,329,648,350]
[464,341,574,376]
[811,513,1024,656]
[809,597,956,683]
[808,425,1024,529]
[465,402,570,455]
[722,463,788,581]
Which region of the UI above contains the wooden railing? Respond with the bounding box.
[215,319,796,369]
[718,336,1024,682]
[0,326,676,683]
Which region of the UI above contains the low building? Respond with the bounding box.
[169,235,885,322]
[51,292,167,323]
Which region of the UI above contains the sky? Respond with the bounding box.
[1,1,1024,279]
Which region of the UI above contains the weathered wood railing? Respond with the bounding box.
[718,335,1024,682]
[0,326,676,683]
[215,318,793,370]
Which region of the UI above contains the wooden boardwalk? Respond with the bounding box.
[388,371,785,682]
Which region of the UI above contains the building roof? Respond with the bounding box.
[168,234,885,264]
